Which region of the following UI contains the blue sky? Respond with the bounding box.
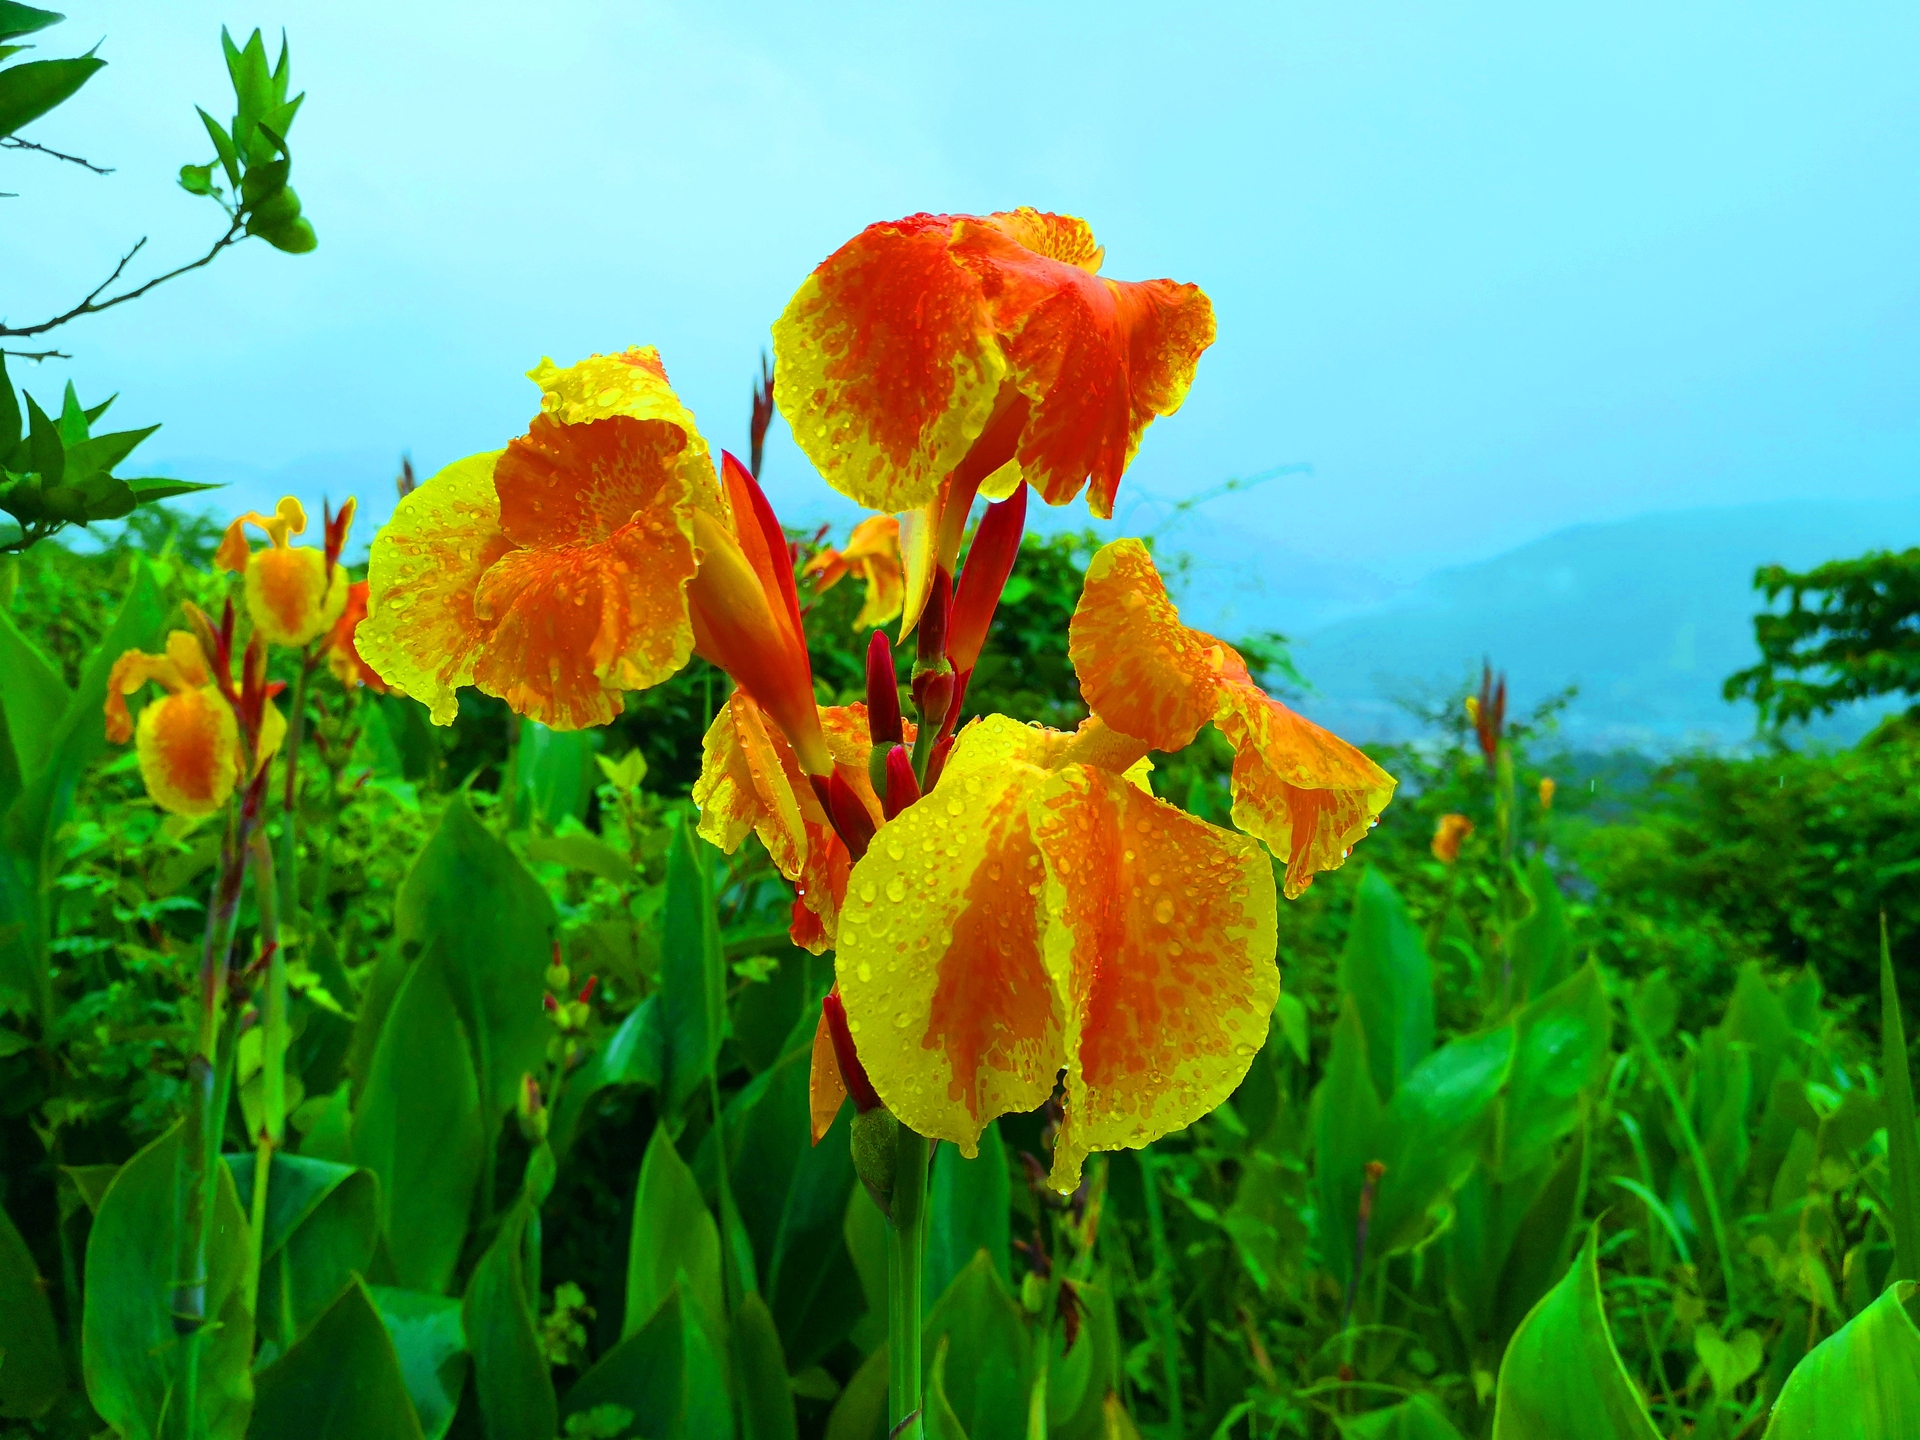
[6,2,1918,580]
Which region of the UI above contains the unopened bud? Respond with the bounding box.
[883,745,921,819]
[850,1107,900,1217]
[545,962,571,992]
[865,631,903,746]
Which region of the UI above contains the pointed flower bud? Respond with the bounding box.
[822,989,881,1114]
[947,484,1027,675]
[883,744,921,819]
[865,630,902,746]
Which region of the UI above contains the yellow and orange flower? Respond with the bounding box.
[216,496,353,647]
[789,540,1395,1188]
[1431,813,1473,864]
[325,580,386,691]
[104,631,284,817]
[803,515,904,631]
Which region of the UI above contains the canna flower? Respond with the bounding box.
[1431,813,1473,864]
[216,496,355,647]
[104,630,284,816]
[1467,662,1505,767]
[357,349,836,779]
[774,209,1215,630]
[827,539,1395,1189]
[1538,776,1556,812]
[324,580,386,691]
[803,515,905,630]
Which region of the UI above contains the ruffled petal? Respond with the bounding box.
[137,686,240,817]
[105,633,211,745]
[691,692,811,879]
[216,496,305,574]
[1069,538,1223,751]
[1034,763,1278,1190]
[1216,688,1397,900]
[773,214,1008,513]
[246,544,349,647]
[835,716,1063,1154]
[359,452,513,725]
[325,581,386,691]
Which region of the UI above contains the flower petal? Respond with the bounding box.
[836,716,1063,1155]
[524,347,722,516]
[774,214,1008,513]
[809,1004,848,1144]
[137,686,239,817]
[692,691,811,879]
[247,544,348,647]
[359,452,513,725]
[1069,537,1223,751]
[1034,763,1278,1191]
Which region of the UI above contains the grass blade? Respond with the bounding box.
[1881,912,1920,1284]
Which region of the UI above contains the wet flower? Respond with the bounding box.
[104,630,283,817]
[216,496,354,647]
[830,540,1395,1189]
[324,580,386,691]
[1431,813,1473,864]
[803,515,904,630]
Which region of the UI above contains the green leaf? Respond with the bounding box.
[1509,855,1573,1002]
[648,817,726,1116]
[732,1291,799,1440]
[349,948,483,1294]
[0,1201,63,1418]
[516,719,601,828]
[258,214,318,254]
[463,1196,556,1440]
[1491,1225,1659,1440]
[563,1286,732,1440]
[1492,1120,1589,1345]
[766,1099,861,1370]
[1337,1394,1466,1439]
[1694,1321,1764,1399]
[548,994,661,1160]
[1312,998,1383,1291]
[0,604,70,780]
[1498,962,1612,1180]
[825,1344,889,1440]
[198,105,240,188]
[928,1338,971,1440]
[395,794,553,1144]
[0,4,65,43]
[59,422,157,484]
[525,830,637,886]
[1764,1279,1920,1435]
[1338,866,1434,1101]
[179,160,217,195]
[0,54,105,138]
[250,1278,424,1440]
[0,353,18,456]
[626,1124,723,1341]
[926,1118,1011,1311]
[1881,918,1920,1283]
[55,380,84,442]
[125,475,223,502]
[223,26,271,146]
[225,1152,378,1354]
[82,1121,254,1440]
[367,1286,469,1440]
[921,1251,1029,1440]
[23,392,61,483]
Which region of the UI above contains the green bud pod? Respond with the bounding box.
[850,1107,900,1218]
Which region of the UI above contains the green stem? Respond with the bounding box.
[1027,1208,1063,1440]
[245,834,284,1317]
[889,1127,929,1439]
[1136,1146,1184,1438]
[279,651,311,925]
[1629,1011,1740,1317]
[708,1068,757,1307]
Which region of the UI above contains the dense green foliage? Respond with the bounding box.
[3,499,1919,1439]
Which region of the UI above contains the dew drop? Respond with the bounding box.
[857,962,872,982]
[886,877,907,902]
[860,881,877,903]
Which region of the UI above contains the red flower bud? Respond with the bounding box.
[883,744,921,819]
[822,990,882,1113]
[948,485,1027,674]
[826,768,876,860]
[865,630,902,745]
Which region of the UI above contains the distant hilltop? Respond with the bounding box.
[1259,498,1920,751]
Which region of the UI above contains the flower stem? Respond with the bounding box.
[245,833,284,1318]
[889,1126,929,1438]
[279,650,312,924]
[1135,1146,1184,1438]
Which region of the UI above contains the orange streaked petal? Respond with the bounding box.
[525,347,722,518]
[325,580,386,691]
[835,715,1064,1154]
[246,544,349,647]
[358,452,514,725]
[1215,688,1397,900]
[773,215,1007,514]
[792,820,852,956]
[1034,763,1278,1191]
[105,633,210,744]
[809,1005,848,1144]
[691,691,811,880]
[137,686,240,817]
[1069,538,1223,751]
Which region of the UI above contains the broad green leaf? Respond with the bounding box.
[1498,962,1611,1179]
[767,1101,862,1370]
[124,475,223,502]
[1509,854,1573,1003]
[1047,1279,1120,1440]
[825,1344,889,1440]
[922,1250,1029,1440]
[395,795,553,1140]
[1764,1279,1920,1435]
[1695,1322,1764,1398]
[1491,1225,1659,1440]
[0,604,69,780]
[226,1152,378,1353]
[350,950,482,1294]
[1443,1157,1551,1349]
[82,1122,254,1440]
[1725,960,1798,1104]
[56,381,85,443]
[198,104,240,187]
[928,1338,971,1440]
[1312,998,1383,1291]
[0,54,104,138]
[702,1019,809,1283]
[732,1291,799,1440]
[648,818,726,1116]
[524,830,637,886]
[548,993,661,1160]
[0,353,18,455]
[0,1201,62,1418]
[0,4,63,43]
[1880,922,1920,1282]
[926,1118,1011,1311]
[626,1124,723,1341]
[463,1197,555,1440]
[368,1286,468,1440]
[1338,867,1434,1101]
[515,719,600,827]
[250,1278,424,1440]
[1492,1120,1588,1345]
[563,1285,731,1440]
[1337,1394,1466,1439]
[0,558,162,1023]
[58,423,158,484]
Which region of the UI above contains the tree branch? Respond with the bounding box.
[1,347,71,362]
[0,219,246,340]
[0,136,114,174]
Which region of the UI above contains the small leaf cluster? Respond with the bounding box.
[178,27,315,253]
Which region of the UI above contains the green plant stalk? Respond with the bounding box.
[708,1067,758,1306]
[890,1126,929,1439]
[1629,1010,1740,1317]
[278,649,312,924]
[245,833,284,1316]
[1879,912,1920,1283]
[1135,1145,1184,1437]
[1495,739,1515,861]
[171,801,255,1440]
